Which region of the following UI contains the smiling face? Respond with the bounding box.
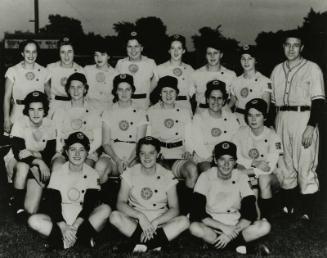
[117,82,133,102]
[161,86,177,105]
[66,142,87,167]
[127,39,143,61]
[207,89,225,112]
[206,47,223,67]
[283,37,303,62]
[60,44,74,66]
[139,144,158,170]
[247,107,265,130]
[94,51,109,68]
[28,102,44,125]
[68,80,86,101]
[22,43,37,64]
[214,154,236,177]
[240,54,256,72]
[169,40,185,62]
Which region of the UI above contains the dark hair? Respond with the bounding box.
[112,74,136,103]
[205,80,228,103]
[23,91,49,117]
[169,34,186,50]
[136,136,161,158]
[65,73,89,98]
[93,40,110,55]
[19,39,40,54]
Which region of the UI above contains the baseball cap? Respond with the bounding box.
[205,79,228,100]
[24,91,48,106]
[206,39,224,52]
[113,74,134,89]
[214,141,237,160]
[66,73,87,85]
[245,98,267,117]
[157,76,179,93]
[65,132,90,151]
[240,45,256,58]
[137,136,161,154]
[58,36,74,48]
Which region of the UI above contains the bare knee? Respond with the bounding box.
[175,216,190,231]
[28,214,42,231]
[96,204,112,219]
[189,222,204,237]
[255,220,271,236]
[109,211,123,227]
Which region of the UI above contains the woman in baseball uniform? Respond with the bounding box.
[232,99,283,220]
[115,31,158,109]
[46,37,84,116]
[96,74,147,178]
[84,41,118,113]
[52,73,102,170]
[8,91,56,221]
[190,141,271,255]
[156,34,194,111]
[28,132,111,249]
[229,46,271,125]
[109,136,190,252]
[3,40,50,133]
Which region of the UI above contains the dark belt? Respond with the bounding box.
[113,138,136,144]
[199,103,208,108]
[55,95,70,101]
[235,107,246,114]
[15,99,24,105]
[177,95,187,101]
[160,140,183,149]
[132,93,147,99]
[278,106,310,112]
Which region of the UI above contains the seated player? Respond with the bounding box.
[232,98,283,220]
[96,74,147,177]
[28,132,111,249]
[186,80,240,172]
[109,136,190,253]
[7,91,56,221]
[189,141,271,254]
[52,73,102,170]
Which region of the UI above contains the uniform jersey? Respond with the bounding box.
[194,168,254,225]
[191,65,236,105]
[186,109,240,160]
[147,102,192,159]
[121,163,178,221]
[232,126,283,175]
[102,102,147,160]
[48,162,100,225]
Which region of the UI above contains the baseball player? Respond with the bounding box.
[147,75,197,213]
[270,31,325,220]
[7,91,56,222]
[156,34,194,111]
[109,136,190,252]
[232,99,283,220]
[96,74,147,178]
[84,41,118,113]
[3,40,50,133]
[186,80,240,172]
[229,46,271,125]
[28,132,111,249]
[115,31,158,109]
[189,141,271,255]
[52,73,102,170]
[191,40,236,113]
[46,37,84,116]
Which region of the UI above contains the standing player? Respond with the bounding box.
[28,132,111,249]
[229,46,271,125]
[191,41,236,113]
[270,31,325,220]
[109,136,190,252]
[3,40,50,133]
[189,141,271,254]
[115,31,158,109]
[46,37,84,116]
[84,41,118,113]
[156,34,194,111]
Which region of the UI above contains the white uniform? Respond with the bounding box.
[157,61,194,111]
[121,163,178,221]
[271,59,325,194]
[194,168,254,225]
[115,56,158,109]
[84,64,118,113]
[48,162,100,225]
[5,62,50,123]
[102,102,147,160]
[231,72,271,125]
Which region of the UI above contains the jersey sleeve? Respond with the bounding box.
[5,66,16,82]
[310,63,325,100]
[115,59,123,73]
[86,169,101,190]
[164,170,178,191]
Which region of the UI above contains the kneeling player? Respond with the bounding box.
[109,136,190,252]
[189,141,270,254]
[28,132,111,249]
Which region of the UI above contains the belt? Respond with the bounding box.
[113,138,136,144]
[177,95,187,101]
[15,99,24,105]
[55,95,70,101]
[132,93,147,99]
[199,103,208,108]
[235,107,246,114]
[160,140,183,149]
[277,106,310,112]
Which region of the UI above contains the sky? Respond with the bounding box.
[0,0,326,49]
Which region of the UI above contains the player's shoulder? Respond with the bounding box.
[231,169,248,183]
[83,163,99,177]
[221,65,236,76]
[52,162,69,177]
[195,65,207,73]
[156,164,175,180]
[83,64,96,71]
[46,61,60,69]
[199,167,216,181]
[157,61,169,68]
[6,62,23,73]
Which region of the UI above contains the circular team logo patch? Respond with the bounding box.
[173,67,183,77]
[60,77,68,87]
[240,87,249,98]
[67,188,81,201]
[222,142,230,149]
[141,187,153,200]
[25,72,35,81]
[211,128,222,137]
[95,72,106,83]
[248,148,259,159]
[128,64,139,74]
[71,119,83,130]
[32,129,43,142]
[164,118,174,128]
[119,120,129,131]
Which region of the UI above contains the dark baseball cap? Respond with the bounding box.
[65,132,90,151]
[113,74,134,89]
[240,45,256,58]
[24,91,48,106]
[157,76,179,93]
[245,98,267,117]
[66,73,87,85]
[214,141,237,160]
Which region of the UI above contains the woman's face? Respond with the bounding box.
[28,102,44,125]
[161,87,177,105]
[207,89,225,112]
[240,54,256,72]
[60,44,74,66]
[117,82,133,102]
[169,40,185,62]
[22,43,38,64]
[139,144,158,170]
[68,80,86,101]
[66,142,88,167]
[94,51,109,68]
[127,39,143,61]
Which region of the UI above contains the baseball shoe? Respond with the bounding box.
[152,246,162,252]
[235,245,247,254]
[132,244,148,253]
